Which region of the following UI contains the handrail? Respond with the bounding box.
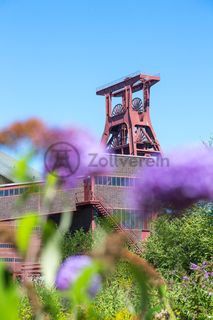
[94,198,141,252]
[93,193,140,243]
[75,190,143,255]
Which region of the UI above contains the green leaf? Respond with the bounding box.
[41,232,61,288]
[43,173,58,206]
[16,213,40,256]
[12,151,35,182]
[41,212,71,288]
[0,263,19,320]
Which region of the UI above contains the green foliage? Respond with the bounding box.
[143,207,213,319]
[170,261,213,319]
[19,280,69,320]
[16,213,40,256]
[144,207,213,275]
[94,261,140,319]
[62,228,93,259]
[0,264,19,320]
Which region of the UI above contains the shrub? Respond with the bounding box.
[62,228,93,259]
[144,206,213,275]
[170,261,213,319]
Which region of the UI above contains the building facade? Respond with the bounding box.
[0,72,161,275]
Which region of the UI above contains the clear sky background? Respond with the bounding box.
[0,0,212,153]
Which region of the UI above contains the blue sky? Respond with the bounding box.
[0,0,212,153]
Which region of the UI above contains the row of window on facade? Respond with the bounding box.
[94,176,137,187]
[0,243,15,248]
[114,209,143,229]
[94,208,143,229]
[0,257,22,262]
[0,187,28,197]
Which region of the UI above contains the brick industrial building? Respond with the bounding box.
[0,72,161,275]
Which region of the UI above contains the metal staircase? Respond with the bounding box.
[75,192,143,256]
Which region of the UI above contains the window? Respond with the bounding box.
[98,176,102,185]
[112,177,116,186]
[0,243,15,248]
[116,177,120,186]
[0,258,13,262]
[125,178,129,187]
[107,176,111,185]
[15,189,19,195]
[121,177,125,186]
[103,176,107,185]
[113,208,143,230]
[95,176,137,187]
[4,190,8,196]
[9,189,14,196]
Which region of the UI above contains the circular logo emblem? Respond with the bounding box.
[44,142,80,178]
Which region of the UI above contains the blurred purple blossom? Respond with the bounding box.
[43,128,109,188]
[190,263,200,271]
[131,148,213,215]
[182,276,189,281]
[55,255,101,297]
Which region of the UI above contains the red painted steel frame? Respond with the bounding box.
[97,73,161,156]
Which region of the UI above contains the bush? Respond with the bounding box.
[62,228,93,259]
[94,261,140,319]
[170,261,213,319]
[19,279,69,320]
[144,206,213,275]
[143,206,213,319]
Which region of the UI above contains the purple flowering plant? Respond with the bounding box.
[1,119,212,319]
[172,260,213,318]
[131,147,213,216]
[55,255,102,298]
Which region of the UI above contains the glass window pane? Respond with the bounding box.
[131,210,135,229]
[117,177,120,186]
[121,177,125,186]
[107,176,111,185]
[0,190,3,196]
[125,210,131,228]
[112,177,116,186]
[4,190,8,196]
[121,209,125,226]
[98,176,102,185]
[15,188,19,195]
[9,189,14,196]
[103,176,107,185]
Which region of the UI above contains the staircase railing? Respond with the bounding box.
[75,190,143,255]
[93,196,143,255]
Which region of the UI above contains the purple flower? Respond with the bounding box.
[204,272,209,279]
[190,263,200,271]
[130,148,213,215]
[182,276,189,281]
[55,255,101,297]
[43,128,110,188]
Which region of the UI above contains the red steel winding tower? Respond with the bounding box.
[96,72,161,156]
